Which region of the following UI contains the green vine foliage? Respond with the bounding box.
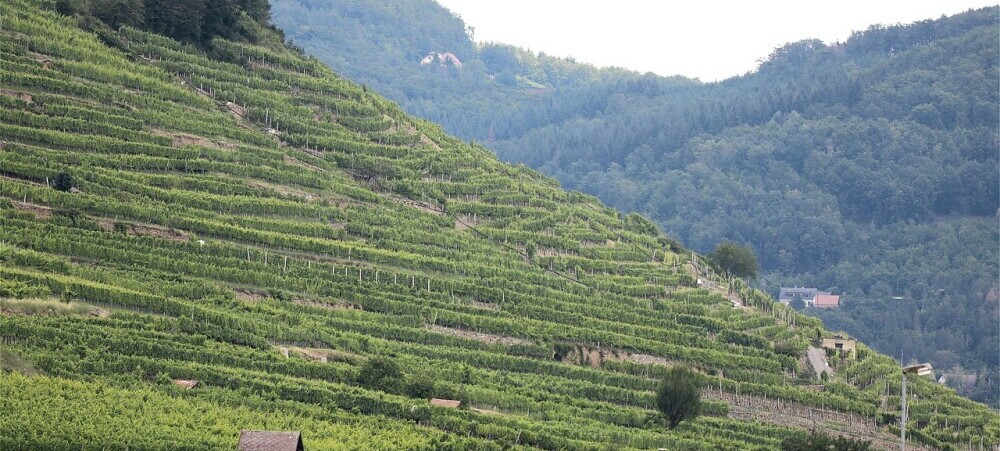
[0,1,995,449]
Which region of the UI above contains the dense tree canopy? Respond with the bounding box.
[711,242,759,280]
[54,0,275,46]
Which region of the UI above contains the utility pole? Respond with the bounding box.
[900,371,907,451]
[900,363,933,451]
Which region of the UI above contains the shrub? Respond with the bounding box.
[656,366,702,429]
[710,241,759,279]
[53,172,74,192]
[405,375,436,399]
[356,357,403,393]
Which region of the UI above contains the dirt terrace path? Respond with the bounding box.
[705,389,935,451]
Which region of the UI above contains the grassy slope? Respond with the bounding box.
[0,0,995,449]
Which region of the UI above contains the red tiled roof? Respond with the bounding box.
[237,431,303,451]
[814,294,840,307]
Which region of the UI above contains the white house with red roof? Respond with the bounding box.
[778,287,840,308]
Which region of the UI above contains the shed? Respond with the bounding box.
[821,335,856,356]
[237,430,303,451]
[429,398,461,408]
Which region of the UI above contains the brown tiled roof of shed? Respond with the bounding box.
[237,430,303,451]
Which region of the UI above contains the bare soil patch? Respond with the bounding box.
[235,289,266,302]
[419,134,442,150]
[31,53,53,70]
[470,300,499,311]
[98,219,187,242]
[0,174,46,187]
[89,307,112,318]
[225,101,247,119]
[0,90,32,103]
[153,129,230,151]
[469,407,503,416]
[706,389,933,451]
[555,344,674,368]
[427,324,531,346]
[12,201,52,218]
[247,180,317,201]
[133,224,186,241]
[386,195,443,215]
[288,346,359,363]
[293,298,361,311]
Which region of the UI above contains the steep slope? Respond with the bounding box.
[0,1,996,449]
[272,2,1000,406]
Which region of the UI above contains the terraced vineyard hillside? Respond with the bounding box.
[0,1,996,449]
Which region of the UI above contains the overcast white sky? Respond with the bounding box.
[435,0,998,81]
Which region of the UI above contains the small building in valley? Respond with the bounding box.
[779,287,819,305]
[237,430,304,451]
[420,52,463,67]
[778,287,840,308]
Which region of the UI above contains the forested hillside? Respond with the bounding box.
[0,0,997,449]
[272,2,1000,406]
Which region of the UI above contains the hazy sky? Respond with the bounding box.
[435,0,998,81]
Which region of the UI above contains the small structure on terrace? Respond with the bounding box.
[821,335,856,358]
[237,430,304,451]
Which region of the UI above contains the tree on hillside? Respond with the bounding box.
[53,172,74,192]
[656,366,703,429]
[405,375,436,399]
[91,0,144,28]
[55,0,89,16]
[710,242,759,279]
[357,356,403,393]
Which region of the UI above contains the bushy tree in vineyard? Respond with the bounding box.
[710,241,759,279]
[357,357,403,393]
[53,172,74,192]
[656,366,702,429]
[405,375,436,399]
